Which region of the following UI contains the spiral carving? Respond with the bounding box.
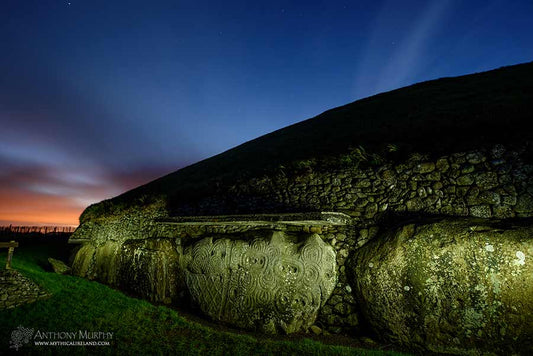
[183,231,337,333]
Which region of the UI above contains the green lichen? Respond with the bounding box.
[349,218,533,354]
[182,231,337,334]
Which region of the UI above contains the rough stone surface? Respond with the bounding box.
[118,238,184,304]
[48,257,71,275]
[0,270,50,309]
[349,218,533,355]
[310,325,322,335]
[69,144,533,340]
[182,231,337,334]
[72,241,122,284]
[163,146,533,224]
[71,218,355,333]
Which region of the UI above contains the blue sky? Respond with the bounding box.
[1,0,533,225]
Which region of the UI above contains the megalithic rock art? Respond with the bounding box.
[182,231,337,334]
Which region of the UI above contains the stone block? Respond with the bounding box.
[182,231,337,334]
[349,218,533,354]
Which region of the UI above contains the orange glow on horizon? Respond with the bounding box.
[0,188,84,227]
[0,164,167,227]
[0,212,80,227]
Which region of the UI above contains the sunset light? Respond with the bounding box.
[2,1,533,355]
[2,1,533,227]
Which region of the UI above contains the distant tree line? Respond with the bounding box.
[0,225,75,236]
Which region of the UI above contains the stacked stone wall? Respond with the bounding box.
[179,145,533,226]
[0,270,50,310]
[70,144,533,334]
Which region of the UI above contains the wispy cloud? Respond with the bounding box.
[0,152,174,226]
[352,0,453,99]
[374,0,453,93]
[0,105,181,226]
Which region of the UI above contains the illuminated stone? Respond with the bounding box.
[349,218,533,354]
[182,231,337,334]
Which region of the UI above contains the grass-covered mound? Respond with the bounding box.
[82,61,533,222]
[0,241,406,355]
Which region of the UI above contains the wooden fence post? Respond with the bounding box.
[6,241,15,269]
[1,241,19,269]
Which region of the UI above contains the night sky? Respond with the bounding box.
[1,1,533,226]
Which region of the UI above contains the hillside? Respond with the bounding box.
[70,61,533,354]
[81,61,533,222]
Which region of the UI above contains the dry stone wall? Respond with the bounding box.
[177,145,533,226]
[166,145,533,333]
[70,144,533,338]
[0,270,50,310]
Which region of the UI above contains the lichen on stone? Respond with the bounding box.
[182,231,337,334]
[349,217,533,354]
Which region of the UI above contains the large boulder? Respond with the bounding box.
[117,238,184,304]
[48,258,71,275]
[72,238,185,304]
[72,240,122,284]
[349,218,533,355]
[182,231,337,334]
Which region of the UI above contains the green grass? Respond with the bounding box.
[0,243,407,355]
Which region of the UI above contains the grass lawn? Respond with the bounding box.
[0,241,407,355]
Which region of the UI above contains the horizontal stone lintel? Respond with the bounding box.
[68,212,351,244]
[69,238,89,244]
[156,221,339,234]
[156,211,352,225]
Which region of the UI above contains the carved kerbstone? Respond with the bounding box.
[182,231,337,334]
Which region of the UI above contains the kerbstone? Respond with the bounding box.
[349,218,533,355]
[182,231,337,334]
